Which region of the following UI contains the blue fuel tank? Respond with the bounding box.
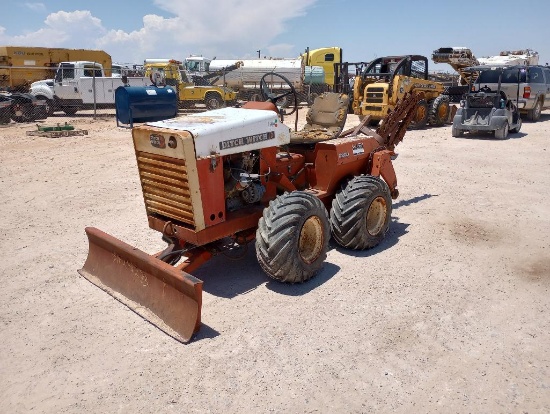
[115,85,178,126]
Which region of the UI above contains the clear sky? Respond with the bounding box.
[1,0,549,73]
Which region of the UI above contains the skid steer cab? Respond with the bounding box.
[79,72,421,342]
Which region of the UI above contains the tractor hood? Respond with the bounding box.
[148,107,290,158]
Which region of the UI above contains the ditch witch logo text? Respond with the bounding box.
[220,131,275,150]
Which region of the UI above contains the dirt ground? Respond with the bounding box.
[1,106,549,413]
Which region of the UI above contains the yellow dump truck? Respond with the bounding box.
[0,46,112,90]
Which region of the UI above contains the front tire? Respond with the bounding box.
[63,107,78,116]
[330,175,392,250]
[256,192,330,283]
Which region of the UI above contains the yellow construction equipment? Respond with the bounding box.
[352,55,450,129]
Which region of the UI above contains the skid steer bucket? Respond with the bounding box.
[78,227,203,343]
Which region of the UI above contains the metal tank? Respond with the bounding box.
[115,85,178,127]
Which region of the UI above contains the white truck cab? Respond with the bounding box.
[32,61,149,115]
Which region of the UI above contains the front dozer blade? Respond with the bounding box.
[78,227,203,343]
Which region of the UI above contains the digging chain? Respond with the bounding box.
[376,91,424,150]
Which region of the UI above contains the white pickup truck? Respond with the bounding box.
[30,61,149,115]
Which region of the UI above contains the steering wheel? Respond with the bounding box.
[480,85,492,92]
[259,72,298,117]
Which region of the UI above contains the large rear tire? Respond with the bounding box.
[256,192,330,283]
[330,175,392,250]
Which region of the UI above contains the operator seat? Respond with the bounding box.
[290,92,350,143]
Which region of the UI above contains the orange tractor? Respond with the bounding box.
[79,73,422,342]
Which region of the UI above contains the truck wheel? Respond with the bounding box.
[63,108,78,116]
[429,95,450,126]
[494,121,509,139]
[526,98,542,122]
[205,93,223,110]
[36,96,54,116]
[256,192,330,283]
[330,175,391,250]
[409,99,429,129]
[11,103,31,122]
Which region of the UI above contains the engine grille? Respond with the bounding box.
[365,89,385,104]
[136,151,195,227]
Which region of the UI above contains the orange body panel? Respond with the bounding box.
[312,137,384,194]
[196,157,225,227]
